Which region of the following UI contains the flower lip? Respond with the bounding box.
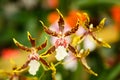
[55,46,68,61]
[55,38,68,48]
[28,60,40,75]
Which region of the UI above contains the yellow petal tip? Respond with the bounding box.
[56,8,63,18]
[13,38,17,44]
[27,31,30,36]
[39,20,46,27]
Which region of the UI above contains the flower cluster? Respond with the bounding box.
[11,9,111,80]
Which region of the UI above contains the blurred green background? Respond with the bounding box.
[0,0,120,80]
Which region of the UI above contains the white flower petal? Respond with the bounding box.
[84,36,96,51]
[55,46,68,61]
[63,55,77,71]
[76,27,86,35]
[28,60,40,75]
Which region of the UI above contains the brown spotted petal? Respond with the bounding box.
[79,49,98,76]
[13,38,31,52]
[17,60,30,71]
[56,9,65,33]
[68,44,77,56]
[11,59,27,73]
[92,18,106,32]
[91,34,111,48]
[39,57,50,67]
[37,39,47,50]
[40,20,59,37]
[78,33,86,44]
[27,32,36,47]
[64,19,80,37]
[41,46,56,57]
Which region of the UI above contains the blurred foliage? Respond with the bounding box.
[0,0,120,80]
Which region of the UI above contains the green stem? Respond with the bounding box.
[38,71,46,80]
[107,63,120,80]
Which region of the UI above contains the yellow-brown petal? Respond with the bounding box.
[40,20,59,37]
[64,19,80,37]
[92,18,106,32]
[41,46,56,57]
[80,57,98,76]
[78,50,98,76]
[13,38,31,52]
[91,35,111,48]
[27,32,36,47]
[37,39,47,50]
[39,57,50,67]
[68,44,78,56]
[56,9,65,33]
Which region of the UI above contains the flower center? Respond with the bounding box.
[28,53,39,60]
[55,38,67,48]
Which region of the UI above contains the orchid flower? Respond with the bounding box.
[13,32,50,75]
[75,13,111,48]
[40,9,80,61]
[63,41,98,76]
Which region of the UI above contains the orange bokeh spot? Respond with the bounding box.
[66,10,80,27]
[111,6,120,23]
[111,5,120,31]
[1,48,19,59]
[66,10,87,27]
[48,11,59,24]
[47,0,59,8]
